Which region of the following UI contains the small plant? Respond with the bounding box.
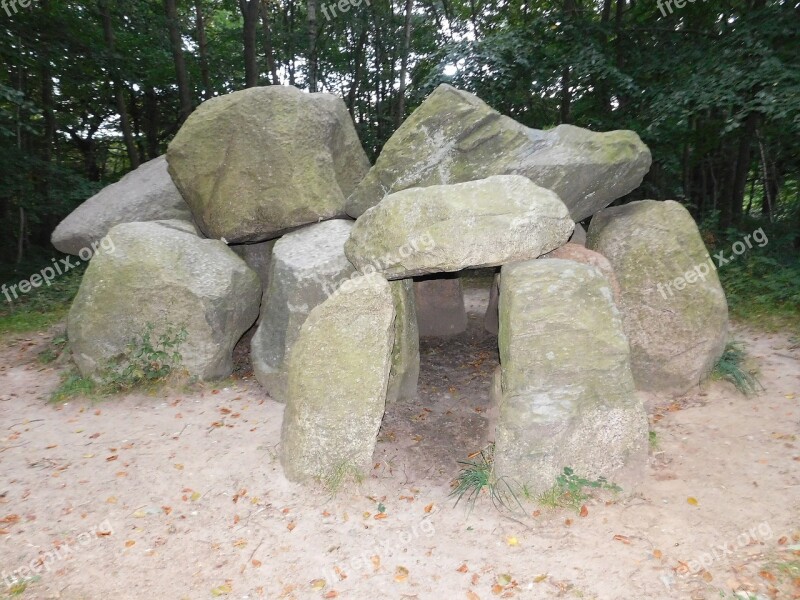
[537,467,621,512]
[323,459,364,495]
[649,430,660,451]
[101,322,188,393]
[712,341,763,396]
[49,322,187,402]
[38,334,67,364]
[450,444,524,514]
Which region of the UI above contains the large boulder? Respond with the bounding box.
[280,274,395,484]
[52,156,193,255]
[541,243,621,304]
[493,259,648,495]
[387,279,420,403]
[345,175,574,279]
[67,220,260,381]
[414,275,468,337]
[587,200,728,395]
[251,220,356,402]
[167,86,371,243]
[346,84,651,220]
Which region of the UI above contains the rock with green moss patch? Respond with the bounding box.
[167,86,370,243]
[587,200,728,395]
[493,259,648,496]
[67,221,261,381]
[345,175,573,279]
[280,274,395,484]
[251,220,357,402]
[345,84,651,220]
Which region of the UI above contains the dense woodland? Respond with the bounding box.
[0,0,798,326]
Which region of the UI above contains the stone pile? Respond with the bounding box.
[55,83,728,495]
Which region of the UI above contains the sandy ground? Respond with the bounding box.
[1,286,799,600]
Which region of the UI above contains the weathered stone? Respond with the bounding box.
[493,259,648,495]
[52,156,193,255]
[587,200,728,395]
[484,272,501,335]
[251,220,356,401]
[345,175,574,279]
[231,240,276,311]
[542,243,621,304]
[67,221,260,380]
[414,275,467,337]
[167,86,370,242]
[346,84,651,221]
[570,223,587,246]
[387,279,420,403]
[280,274,395,484]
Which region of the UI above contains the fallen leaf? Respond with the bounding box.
[323,592,338,599]
[162,506,172,515]
[613,534,631,544]
[394,566,409,582]
[471,573,480,585]
[533,574,547,583]
[211,583,232,596]
[370,555,380,570]
[287,521,296,531]
[467,591,480,600]
[125,540,135,548]
[310,579,326,590]
[374,513,388,520]
[579,505,589,517]
[251,559,262,567]
[457,563,468,573]
[687,497,699,506]
[778,536,788,545]
[106,455,118,462]
[190,491,201,502]
[701,570,713,582]
[491,584,504,595]
[496,574,512,586]
[564,519,573,527]
[1,515,21,524]
[424,503,435,513]
[174,464,184,470]
[506,536,519,547]
[106,496,118,504]
[653,549,663,559]
[233,538,247,549]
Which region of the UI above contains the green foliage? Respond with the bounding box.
[0,263,85,335]
[323,459,365,496]
[648,430,660,451]
[50,321,188,402]
[450,444,524,514]
[38,333,67,364]
[537,467,621,512]
[712,341,763,396]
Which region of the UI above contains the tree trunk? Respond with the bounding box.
[307,0,318,91]
[559,66,571,124]
[99,0,140,169]
[394,0,413,129]
[730,111,760,225]
[260,0,280,84]
[195,0,213,99]
[165,0,193,122]
[347,27,368,119]
[239,0,260,88]
[144,87,160,159]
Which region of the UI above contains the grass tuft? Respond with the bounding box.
[450,444,524,515]
[712,341,763,396]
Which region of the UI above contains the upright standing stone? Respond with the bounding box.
[251,220,356,401]
[587,200,728,395]
[484,273,501,335]
[280,274,395,484]
[414,275,468,337]
[387,279,420,403]
[493,259,648,495]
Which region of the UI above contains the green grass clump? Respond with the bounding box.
[712,341,763,396]
[450,444,524,514]
[537,467,621,512]
[323,459,365,495]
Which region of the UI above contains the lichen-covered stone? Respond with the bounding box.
[280,274,395,484]
[587,200,728,395]
[346,84,650,221]
[542,243,621,304]
[345,175,574,279]
[493,259,648,495]
[52,156,193,255]
[387,279,420,403]
[167,86,370,242]
[251,220,356,402]
[67,221,260,380]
